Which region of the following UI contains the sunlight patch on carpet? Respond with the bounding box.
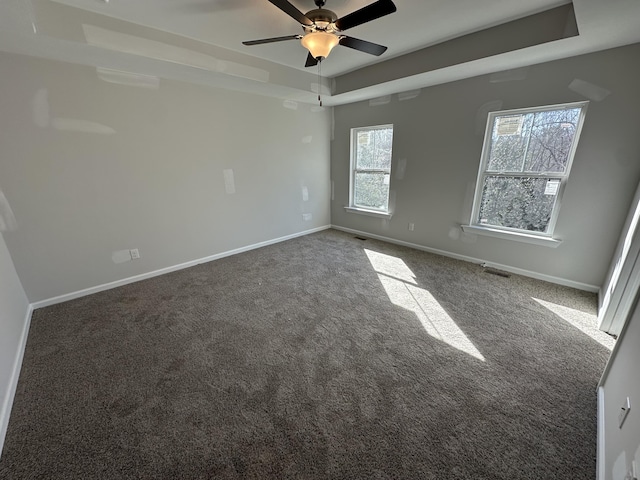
[365,249,485,361]
[364,248,418,285]
[532,297,615,350]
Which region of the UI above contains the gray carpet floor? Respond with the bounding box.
[0,229,614,479]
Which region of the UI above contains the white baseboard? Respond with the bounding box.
[331,225,600,293]
[0,304,33,459]
[32,225,331,309]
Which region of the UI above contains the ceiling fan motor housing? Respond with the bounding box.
[304,8,338,32]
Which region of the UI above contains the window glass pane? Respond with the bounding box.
[354,172,390,210]
[523,108,581,173]
[487,108,581,174]
[487,114,534,172]
[355,128,393,170]
[478,176,559,233]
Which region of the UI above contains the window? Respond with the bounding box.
[347,125,394,217]
[466,102,587,245]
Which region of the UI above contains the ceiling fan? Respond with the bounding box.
[242,0,397,67]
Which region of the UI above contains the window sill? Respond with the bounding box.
[460,224,562,248]
[344,206,393,219]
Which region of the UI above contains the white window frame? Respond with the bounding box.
[345,124,394,219]
[463,101,588,247]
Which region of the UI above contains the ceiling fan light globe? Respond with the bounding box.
[301,32,339,59]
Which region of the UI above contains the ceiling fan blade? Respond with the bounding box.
[268,0,313,27]
[339,36,387,56]
[334,0,396,31]
[305,52,319,67]
[242,35,301,46]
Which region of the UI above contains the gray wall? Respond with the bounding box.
[0,233,29,454]
[599,294,640,480]
[0,52,331,302]
[331,44,640,289]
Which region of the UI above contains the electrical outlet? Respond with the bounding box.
[130,248,140,260]
[408,223,415,231]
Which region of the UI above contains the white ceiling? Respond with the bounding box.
[1,0,639,106]
[39,0,573,77]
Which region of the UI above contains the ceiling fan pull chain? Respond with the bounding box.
[317,59,322,107]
